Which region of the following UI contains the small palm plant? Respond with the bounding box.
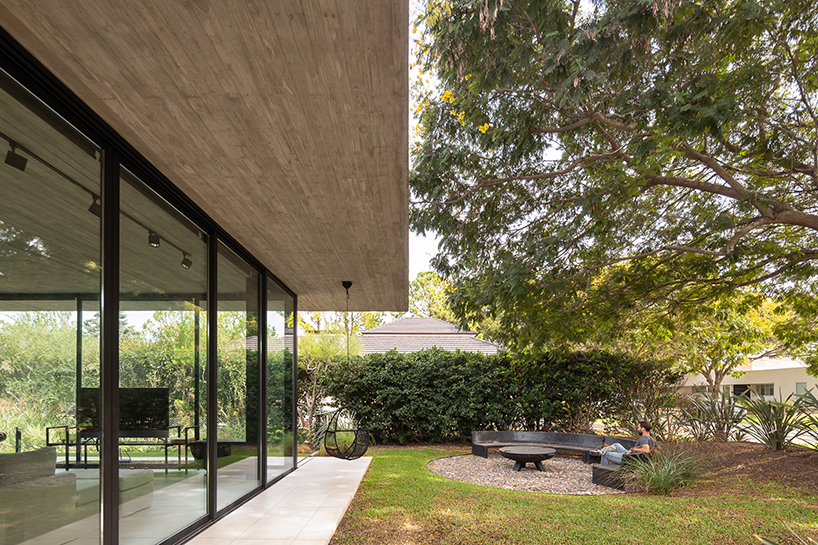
[678,387,746,442]
[737,390,809,450]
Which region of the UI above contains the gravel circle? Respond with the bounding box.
[428,452,626,495]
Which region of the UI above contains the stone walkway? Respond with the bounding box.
[189,456,371,545]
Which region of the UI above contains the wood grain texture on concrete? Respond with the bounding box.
[0,1,409,311]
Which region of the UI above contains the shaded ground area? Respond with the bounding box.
[672,441,818,498]
[332,442,818,545]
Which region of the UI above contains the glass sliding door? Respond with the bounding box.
[118,169,208,545]
[0,69,102,545]
[216,242,261,509]
[1,36,307,545]
[266,281,295,482]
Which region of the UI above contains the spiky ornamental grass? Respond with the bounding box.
[738,391,810,451]
[677,387,747,442]
[621,448,703,495]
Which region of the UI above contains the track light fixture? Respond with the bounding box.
[88,196,102,218]
[181,253,192,269]
[148,231,160,248]
[4,142,27,171]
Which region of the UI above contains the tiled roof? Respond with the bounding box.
[360,316,501,354]
[245,335,295,353]
[360,334,500,354]
[362,316,468,335]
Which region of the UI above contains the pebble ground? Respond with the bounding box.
[427,452,625,495]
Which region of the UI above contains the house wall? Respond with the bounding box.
[682,366,816,399]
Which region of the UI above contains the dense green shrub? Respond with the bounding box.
[322,349,513,443]
[322,348,677,443]
[607,357,686,441]
[519,351,684,433]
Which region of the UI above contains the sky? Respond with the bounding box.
[408,231,439,280]
[407,1,442,284]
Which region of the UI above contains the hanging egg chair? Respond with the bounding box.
[323,407,370,460]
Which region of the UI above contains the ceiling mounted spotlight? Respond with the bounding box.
[88,196,102,218]
[5,142,27,171]
[148,231,160,248]
[181,253,193,269]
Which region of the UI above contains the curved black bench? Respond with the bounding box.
[591,452,652,490]
[471,430,636,464]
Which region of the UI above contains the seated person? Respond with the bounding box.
[592,421,657,465]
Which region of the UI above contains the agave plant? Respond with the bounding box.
[737,390,809,451]
[802,388,818,411]
[674,408,712,442]
[678,387,746,442]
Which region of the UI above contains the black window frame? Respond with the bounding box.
[0,24,299,545]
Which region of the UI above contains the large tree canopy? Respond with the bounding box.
[411,0,818,351]
[409,271,457,321]
[595,289,811,390]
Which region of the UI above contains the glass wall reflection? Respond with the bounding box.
[1,57,297,544]
[216,242,261,510]
[118,170,208,544]
[0,70,102,544]
[267,282,295,482]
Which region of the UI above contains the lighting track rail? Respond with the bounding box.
[1,130,194,267]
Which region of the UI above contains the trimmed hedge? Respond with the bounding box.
[322,348,679,444]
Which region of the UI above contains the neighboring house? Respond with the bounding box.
[245,333,296,354]
[680,357,816,399]
[360,316,501,355]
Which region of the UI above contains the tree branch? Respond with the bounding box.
[775,30,818,130]
[410,151,622,205]
[530,112,638,134]
[724,216,776,255]
[643,174,741,199]
[680,143,762,207]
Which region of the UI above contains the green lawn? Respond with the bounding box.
[332,446,818,545]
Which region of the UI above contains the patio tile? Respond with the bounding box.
[223,457,370,544]
[228,541,294,545]
[185,538,237,545]
[295,507,349,540]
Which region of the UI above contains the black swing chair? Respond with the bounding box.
[319,282,370,460]
[322,407,370,460]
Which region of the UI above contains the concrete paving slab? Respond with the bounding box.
[187,456,371,545]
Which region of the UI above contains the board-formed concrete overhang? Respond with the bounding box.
[0,1,409,311]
